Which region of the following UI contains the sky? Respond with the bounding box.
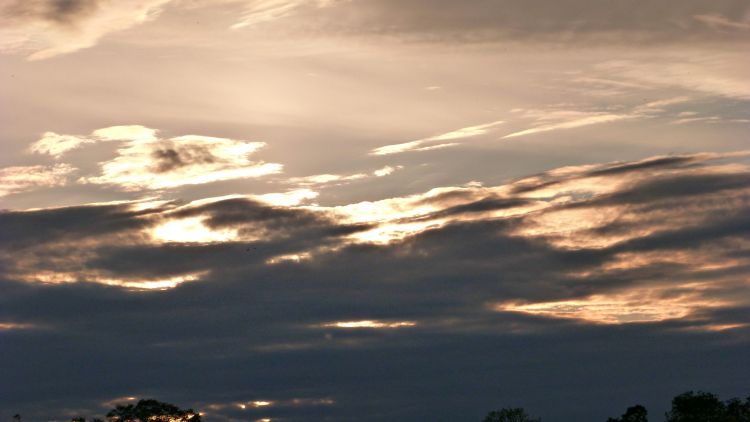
[0,1,749,421]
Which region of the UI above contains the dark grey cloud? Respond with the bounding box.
[2,0,100,26]
[172,197,374,240]
[511,154,708,195]
[585,172,750,207]
[150,145,218,173]
[0,202,164,249]
[587,155,704,177]
[1,152,749,421]
[412,196,531,221]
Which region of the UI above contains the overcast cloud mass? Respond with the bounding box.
[1,1,749,421]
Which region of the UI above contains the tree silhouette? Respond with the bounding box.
[665,391,729,422]
[483,407,541,422]
[607,405,648,422]
[106,399,201,422]
[725,396,750,422]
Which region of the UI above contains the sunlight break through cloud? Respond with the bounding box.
[496,284,733,324]
[321,320,417,329]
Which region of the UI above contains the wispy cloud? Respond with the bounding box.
[0,164,76,197]
[694,14,750,31]
[503,97,692,139]
[30,132,95,158]
[3,0,749,61]
[497,284,732,324]
[288,165,401,186]
[0,0,172,60]
[229,0,341,29]
[0,0,340,59]
[503,112,632,139]
[595,55,750,100]
[30,125,158,158]
[371,120,504,155]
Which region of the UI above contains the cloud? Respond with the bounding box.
[0,164,76,197]
[2,151,749,420]
[28,125,282,191]
[594,54,750,100]
[3,0,747,62]
[29,125,158,159]
[0,0,343,59]
[503,112,632,139]
[320,320,417,329]
[30,125,283,191]
[0,0,172,60]
[2,0,748,61]
[228,0,342,29]
[287,165,402,186]
[497,284,733,324]
[502,97,692,139]
[371,120,504,155]
[29,132,95,158]
[85,136,281,191]
[92,125,158,142]
[694,14,750,31]
[254,0,750,44]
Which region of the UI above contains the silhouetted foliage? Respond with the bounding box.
[106,399,201,422]
[726,397,750,422]
[607,405,648,422]
[665,391,730,422]
[483,407,541,422]
[482,392,750,422]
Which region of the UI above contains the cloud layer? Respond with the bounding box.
[2,0,748,59]
[2,152,749,419]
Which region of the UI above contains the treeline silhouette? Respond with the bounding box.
[12,399,200,422]
[484,391,750,422]
[8,391,750,421]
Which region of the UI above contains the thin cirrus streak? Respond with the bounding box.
[287,165,401,186]
[229,0,341,29]
[502,97,692,139]
[371,120,504,155]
